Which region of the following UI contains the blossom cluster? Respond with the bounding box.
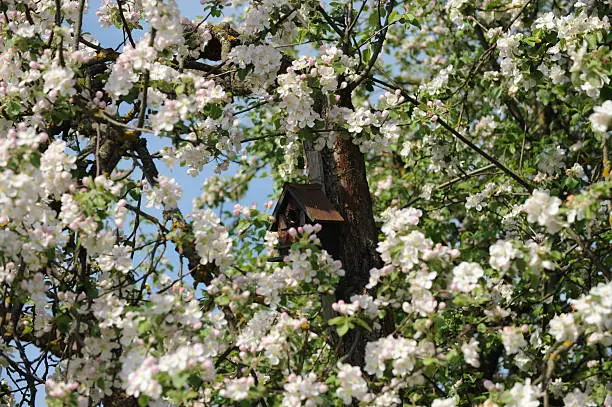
[1,0,610,406]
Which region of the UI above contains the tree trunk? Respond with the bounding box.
[316,90,382,367]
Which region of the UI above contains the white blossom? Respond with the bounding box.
[219,377,254,401]
[97,245,132,274]
[506,379,541,407]
[549,313,580,343]
[281,373,328,407]
[43,65,76,97]
[335,363,368,405]
[501,326,527,355]
[522,190,562,233]
[563,388,596,407]
[432,397,458,407]
[120,353,162,399]
[143,175,182,209]
[571,281,612,333]
[365,335,418,378]
[461,338,480,368]
[191,208,234,270]
[589,100,612,132]
[489,240,518,272]
[451,262,484,293]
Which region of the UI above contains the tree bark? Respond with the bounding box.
[318,90,382,366]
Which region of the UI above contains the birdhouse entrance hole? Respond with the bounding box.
[268,183,344,262]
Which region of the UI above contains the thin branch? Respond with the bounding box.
[347,0,368,34]
[436,164,497,190]
[79,37,104,51]
[235,100,269,115]
[99,111,153,134]
[505,0,533,30]
[372,77,533,192]
[54,0,64,66]
[72,0,87,51]
[183,59,216,73]
[349,0,396,90]
[317,5,345,38]
[136,30,155,130]
[241,132,284,144]
[117,0,136,48]
[124,203,169,232]
[132,140,213,283]
[95,124,101,177]
[215,346,239,368]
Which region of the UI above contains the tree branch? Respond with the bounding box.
[349,0,396,90]
[72,0,86,51]
[372,77,533,192]
[117,0,136,48]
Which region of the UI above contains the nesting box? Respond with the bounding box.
[269,183,344,261]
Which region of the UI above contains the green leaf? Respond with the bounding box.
[388,10,400,23]
[209,104,223,120]
[405,13,421,29]
[362,47,371,63]
[29,152,41,168]
[298,127,313,140]
[353,318,372,332]
[83,281,98,300]
[237,68,249,81]
[138,320,152,335]
[485,0,503,9]
[128,189,141,200]
[7,100,21,116]
[422,357,438,366]
[216,295,230,306]
[55,313,72,334]
[328,316,347,326]
[337,323,350,337]
[21,325,33,336]
[171,373,188,388]
[187,374,203,389]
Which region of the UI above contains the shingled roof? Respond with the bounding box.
[271,183,344,230]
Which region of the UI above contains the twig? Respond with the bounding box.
[349,0,396,90]
[79,37,103,51]
[54,0,64,66]
[436,164,497,190]
[99,111,153,134]
[235,100,269,115]
[347,0,368,34]
[136,30,155,130]
[117,0,136,48]
[372,77,533,192]
[241,132,284,143]
[215,346,238,368]
[95,124,101,177]
[124,203,169,232]
[317,5,345,38]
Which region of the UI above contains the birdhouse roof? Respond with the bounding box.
[271,183,344,229]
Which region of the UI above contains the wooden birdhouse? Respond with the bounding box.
[269,183,344,261]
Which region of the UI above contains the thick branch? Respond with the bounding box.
[71,0,86,51]
[133,139,213,285]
